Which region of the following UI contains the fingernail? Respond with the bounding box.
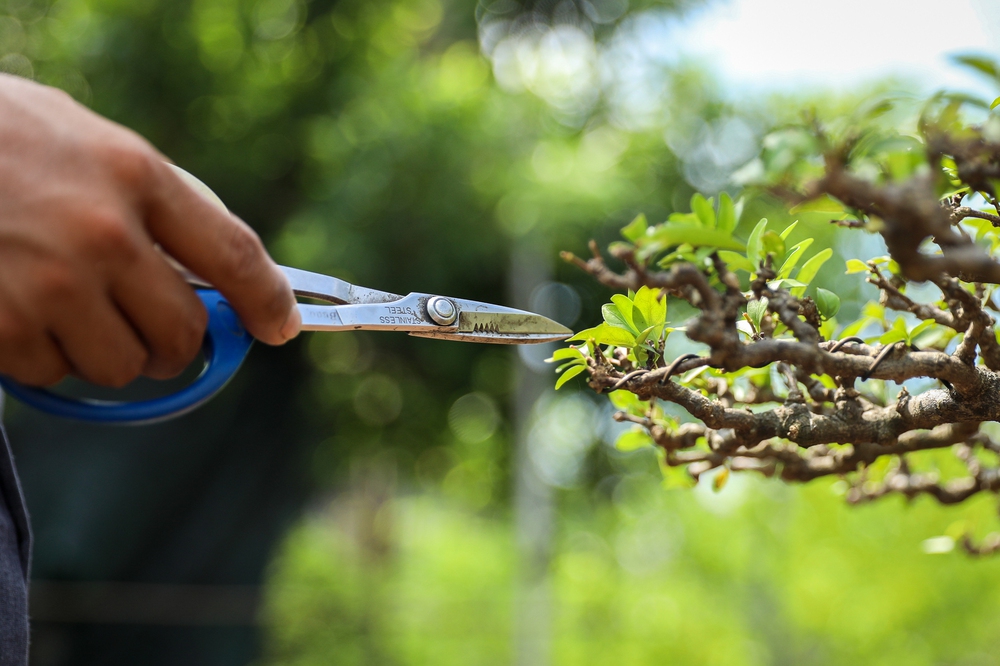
[279,305,302,342]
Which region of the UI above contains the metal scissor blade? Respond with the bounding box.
[409,299,573,344]
[294,289,572,344]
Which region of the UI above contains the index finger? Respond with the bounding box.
[141,161,300,345]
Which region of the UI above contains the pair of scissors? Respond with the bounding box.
[0,164,573,424]
[0,266,573,424]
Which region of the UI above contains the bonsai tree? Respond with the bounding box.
[554,82,1000,554]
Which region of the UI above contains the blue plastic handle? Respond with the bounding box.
[0,290,254,424]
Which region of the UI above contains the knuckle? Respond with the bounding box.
[33,265,77,304]
[222,224,267,284]
[101,139,159,193]
[263,284,292,325]
[80,211,139,263]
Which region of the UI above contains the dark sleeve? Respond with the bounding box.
[0,392,30,666]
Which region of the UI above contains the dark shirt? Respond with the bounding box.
[0,392,30,666]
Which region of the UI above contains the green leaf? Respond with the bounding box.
[632,286,667,327]
[761,230,786,263]
[845,259,869,274]
[718,250,756,273]
[793,248,833,295]
[892,316,908,335]
[717,192,737,233]
[681,365,711,383]
[747,297,769,329]
[616,428,654,451]
[778,239,815,278]
[951,54,1000,81]
[769,278,807,289]
[621,213,648,242]
[992,96,1000,111]
[666,212,701,225]
[780,221,799,241]
[746,218,768,263]
[658,453,696,488]
[618,293,648,331]
[567,323,637,347]
[815,288,841,319]
[861,99,894,120]
[608,390,645,411]
[691,193,716,228]
[555,364,586,389]
[863,302,885,320]
[602,303,632,331]
[546,347,584,363]
[839,317,871,339]
[819,316,838,340]
[647,222,745,252]
[909,319,937,342]
[879,329,908,345]
[610,294,637,331]
[789,195,846,214]
[634,325,657,348]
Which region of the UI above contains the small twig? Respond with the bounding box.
[953,206,1000,227]
[962,533,1000,556]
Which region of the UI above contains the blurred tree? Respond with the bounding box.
[0,0,701,663]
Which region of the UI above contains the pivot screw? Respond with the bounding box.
[427,296,457,326]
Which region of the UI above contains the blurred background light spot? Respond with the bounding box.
[193,2,245,72]
[353,374,403,426]
[495,192,540,237]
[614,512,680,575]
[530,139,574,182]
[921,535,955,555]
[528,393,600,488]
[434,41,489,102]
[529,281,581,327]
[580,0,628,25]
[517,342,558,374]
[392,0,443,35]
[490,23,599,116]
[447,392,500,444]
[0,16,26,53]
[0,52,31,77]
[253,0,302,41]
[471,352,512,396]
[694,466,750,515]
[309,331,370,375]
[580,124,629,172]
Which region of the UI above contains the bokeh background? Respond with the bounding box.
[3,0,1000,664]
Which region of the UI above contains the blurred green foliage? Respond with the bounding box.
[5,0,1000,663]
[260,478,1000,666]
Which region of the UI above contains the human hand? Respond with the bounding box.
[0,74,300,387]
